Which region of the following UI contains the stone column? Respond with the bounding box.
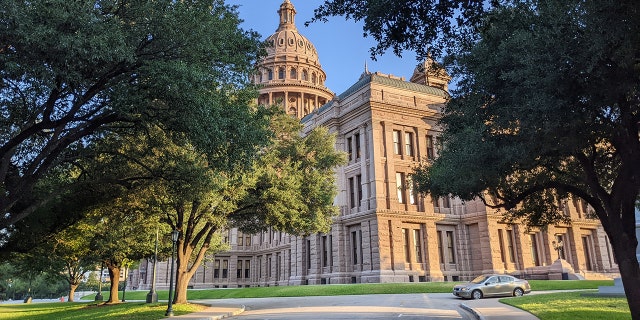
[424,220,444,281]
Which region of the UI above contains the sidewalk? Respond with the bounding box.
[162,303,245,320]
[461,299,539,320]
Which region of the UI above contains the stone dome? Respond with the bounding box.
[264,1,319,64]
[254,0,334,119]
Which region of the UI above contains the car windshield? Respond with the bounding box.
[470,275,490,284]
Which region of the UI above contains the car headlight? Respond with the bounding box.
[460,287,469,291]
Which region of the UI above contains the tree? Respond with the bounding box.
[313,0,640,318]
[309,0,486,59]
[0,0,264,230]
[25,222,97,302]
[159,111,345,304]
[86,190,162,304]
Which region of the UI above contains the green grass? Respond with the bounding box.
[501,291,630,320]
[3,280,625,320]
[0,302,206,320]
[81,279,614,301]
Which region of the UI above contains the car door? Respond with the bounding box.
[482,276,501,297]
[498,276,514,296]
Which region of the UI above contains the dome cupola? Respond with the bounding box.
[254,0,334,119]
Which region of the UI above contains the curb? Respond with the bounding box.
[163,304,245,320]
[459,303,484,320]
[208,304,245,320]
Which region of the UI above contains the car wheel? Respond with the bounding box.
[513,288,524,297]
[472,290,483,300]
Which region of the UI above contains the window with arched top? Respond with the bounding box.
[302,70,308,81]
[268,69,273,80]
[289,107,298,118]
[278,67,285,79]
[311,73,317,85]
[259,72,263,83]
[290,68,297,79]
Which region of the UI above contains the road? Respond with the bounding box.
[198,293,475,320]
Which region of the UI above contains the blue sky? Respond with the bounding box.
[226,0,419,95]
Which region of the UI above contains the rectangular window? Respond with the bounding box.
[351,231,359,265]
[349,177,356,208]
[329,235,333,267]
[437,230,444,264]
[222,260,228,278]
[322,236,328,267]
[413,229,423,263]
[393,130,402,155]
[246,236,251,246]
[307,240,311,269]
[237,260,243,278]
[402,228,410,263]
[356,174,363,204]
[355,133,361,159]
[396,172,405,204]
[498,229,506,263]
[347,137,353,161]
[267,254,272,278]
[446,231,456,264]
[237,232,243,246]
[442,195,451,208]
[506,230,515,263]
[426,135,435,160]
[404,132,413,156]
[530,234,540,266]
[214,259,220,278]
[409,179,416,205]
[245,260,251,279]
[583,236,593,271]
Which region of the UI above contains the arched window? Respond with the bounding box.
[259,71,263,83]
[268,69,273,80]
[311,73,317,85]
[290,68,297,79]
[289,107,298,118]
[278,67,285,79]
[302,70,308,81]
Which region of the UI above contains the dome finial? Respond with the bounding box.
[277,0,297,31]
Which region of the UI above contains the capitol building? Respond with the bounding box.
[129,0,617,290]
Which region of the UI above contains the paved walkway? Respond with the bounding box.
[162,303,245,320]
[167,298,539,320]
[461,299,538,320]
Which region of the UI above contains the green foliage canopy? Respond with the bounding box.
[0,0,266,230]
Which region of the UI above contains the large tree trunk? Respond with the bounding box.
[67,283,79,302]
[105,265,121,304]
[601,201,640,320]
[616,243,640,320]
[174,267,193,304]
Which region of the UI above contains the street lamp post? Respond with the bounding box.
[146,228,159,303]
[165,230,179,317]
[95,263,104,301]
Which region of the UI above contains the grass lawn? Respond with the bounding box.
[80,279,614,301]
[501,291,630,320]
[1,280,628,319]
[0,302,206,320]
